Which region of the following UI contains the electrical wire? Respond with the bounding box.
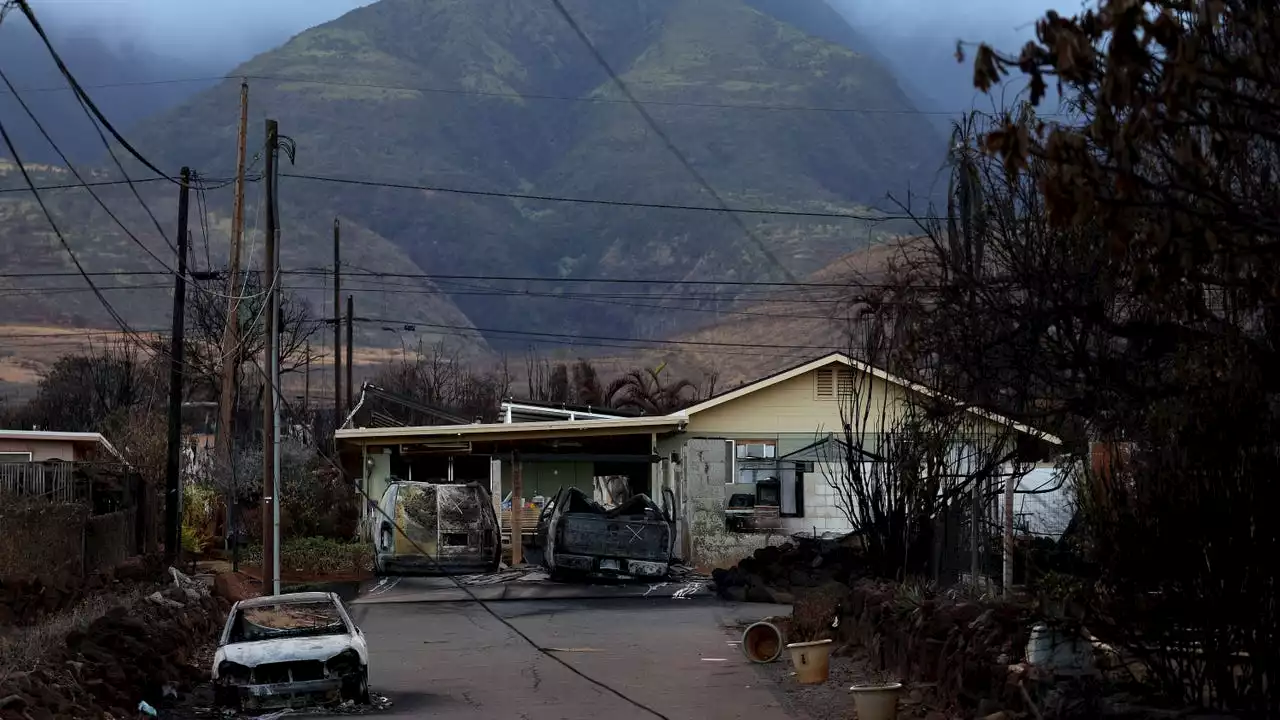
[279,171,914,221]
[13,1,188,187]
[1,73,1070,119]
[237,349,676,720]
[0,112,154,350]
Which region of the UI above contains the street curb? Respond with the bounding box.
[352,582,713,605]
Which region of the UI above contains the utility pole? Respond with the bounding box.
[303,340,311,412]
[333,218,342,431]
[218,79,249,551]
[511,452,523,566]
[262,119,280,595]
[164,167,191,565]
[345,294,354,413]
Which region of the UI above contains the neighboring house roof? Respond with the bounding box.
[335,413,687,444]
[501,399,638,423]
[675,352,1062,446]
[342,383,471,430]
[0,429,126,462]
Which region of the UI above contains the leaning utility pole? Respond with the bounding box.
[345,294,354,413]
[333,218,342,430]
[261,119,280,595]
[164,167,192,564]
[218,79,249,549]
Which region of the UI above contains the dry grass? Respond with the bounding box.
[0,587,148,677]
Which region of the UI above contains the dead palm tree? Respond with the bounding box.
[605,367,699,415]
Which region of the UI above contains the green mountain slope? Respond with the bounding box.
[8,0,944,351]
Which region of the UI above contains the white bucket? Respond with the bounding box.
[849,682,903,720]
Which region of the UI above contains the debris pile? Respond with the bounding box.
[0,571,227,720]
[710,536,866,603]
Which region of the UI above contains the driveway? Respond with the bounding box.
[344,597,797,719]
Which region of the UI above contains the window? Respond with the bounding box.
[0,452,32,463]
[728,440,777,484]
[813,367,854,400]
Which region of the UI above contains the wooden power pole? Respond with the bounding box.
[262,119,279,594]
[345,294,354,413]
[511,452,523,566]
[218,79,249,546]
[164,167,192,564]
[333,218,342,428]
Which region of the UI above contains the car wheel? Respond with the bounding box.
[341,667,371,704]
[357,667,371,704]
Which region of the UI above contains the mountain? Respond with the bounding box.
[3,0,946,357]
[0,19,223,166]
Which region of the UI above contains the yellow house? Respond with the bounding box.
[334,352,1060,569]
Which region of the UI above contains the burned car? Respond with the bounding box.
[535,486,676,579]
[373,479,501,575]
[213,592,369,712]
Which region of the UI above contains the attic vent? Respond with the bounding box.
[814,367,854,400]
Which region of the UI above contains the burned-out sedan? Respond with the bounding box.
[213,592,370,712]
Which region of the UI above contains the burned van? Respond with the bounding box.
[372,480,501,576]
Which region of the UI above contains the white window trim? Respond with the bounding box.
[0,451,33,462]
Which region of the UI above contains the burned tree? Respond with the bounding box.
[863,1,1280,711]
[819,314,1038,582]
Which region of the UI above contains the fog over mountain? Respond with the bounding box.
[2,0,1068,165]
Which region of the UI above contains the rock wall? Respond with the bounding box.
[0,585,227,720]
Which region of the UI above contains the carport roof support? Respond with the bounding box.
[335,414,687,445]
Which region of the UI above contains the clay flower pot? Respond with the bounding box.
[741,621,784,663]
[785,638,832,684]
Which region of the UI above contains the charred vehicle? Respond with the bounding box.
[373,480,501,575]
[535,486,677,579]
[213,592,369,712]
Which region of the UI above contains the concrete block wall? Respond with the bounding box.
[783,465,855,536]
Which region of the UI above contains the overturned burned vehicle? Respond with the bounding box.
[535,486,677,579]
[213,592,369,712]
[373,479,501,575]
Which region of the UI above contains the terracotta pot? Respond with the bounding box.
[742,621,784,663]
[786,639,832,684]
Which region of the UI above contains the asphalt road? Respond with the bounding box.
[343,597,799,720]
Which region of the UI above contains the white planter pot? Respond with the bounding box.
[849,682,903,720]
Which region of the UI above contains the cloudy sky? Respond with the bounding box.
[34,0,375,60]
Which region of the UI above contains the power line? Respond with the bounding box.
[349,315,844,352]
[279,171,911,221]
[0,267,908,290]
[0,110,151,349]
[546,0,797,285]
[0,72,1066,119]
[294,267,904,289]
[0,177,172,193]
[12,1,187,187]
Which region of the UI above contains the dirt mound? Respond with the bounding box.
[710,536,867,603]
[0,585,227,720]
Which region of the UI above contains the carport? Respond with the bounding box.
[335,414,688,552]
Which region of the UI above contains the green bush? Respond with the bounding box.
[242,537,372,576]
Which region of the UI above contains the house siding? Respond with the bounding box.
[683,362,909,436]
[0,439,78,462]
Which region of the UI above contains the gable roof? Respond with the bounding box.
[676,352,1062,446]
